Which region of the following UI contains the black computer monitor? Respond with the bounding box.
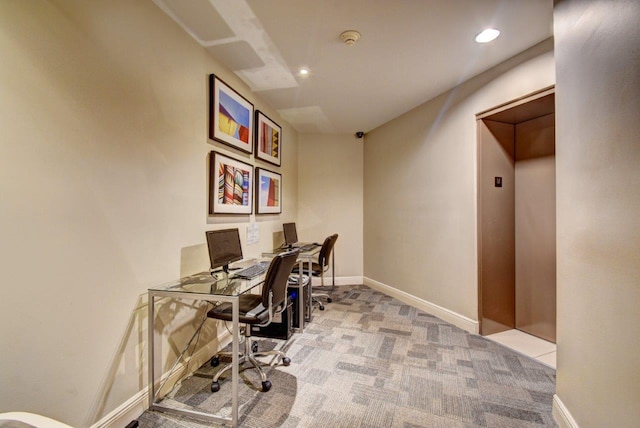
[206,228,243,273]
[282,222,298,246]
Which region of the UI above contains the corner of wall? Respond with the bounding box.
[363,277,479,334]
[552,394,580,428]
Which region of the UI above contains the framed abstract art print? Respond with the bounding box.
[209,75,254,154]
[209,151,253,215]
[254,110,282,166]
[255,167,282,214]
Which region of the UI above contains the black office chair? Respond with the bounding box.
[292,233,338,310]
[207,251,298,393]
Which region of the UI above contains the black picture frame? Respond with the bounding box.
[254,110,282,166]
[255,167,282,214]
[209,151,253,215]
[209,74,254,154]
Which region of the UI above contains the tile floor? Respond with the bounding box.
[485,329,556,369]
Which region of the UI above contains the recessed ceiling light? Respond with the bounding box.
[475,28,500,43]
[298,67,310,76]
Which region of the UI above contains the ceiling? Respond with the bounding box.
[153,0,553,135]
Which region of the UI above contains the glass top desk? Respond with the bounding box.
[147,248,318,427]
[148,269,265,427]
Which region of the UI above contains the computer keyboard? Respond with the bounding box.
[234,263,268,279]
[280,242,319,252]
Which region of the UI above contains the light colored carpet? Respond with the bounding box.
[139,284,556,427]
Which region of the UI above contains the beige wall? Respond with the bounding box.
[554,1,640,427]
[0,1,298,426]
[5,2,637,427]
[364,40,555,322]
[298,134,364,281]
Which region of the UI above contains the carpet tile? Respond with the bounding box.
[139,284,556,427]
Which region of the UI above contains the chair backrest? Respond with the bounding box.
[261,250,298,310]
[318,234,339,268]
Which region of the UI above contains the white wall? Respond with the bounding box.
[0,1,298,426]
[298,134,364,282]
[363,40,555,324]
[554,1,640,427]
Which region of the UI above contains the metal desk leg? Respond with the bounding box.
[148,293,155,407]
[231,298,239,426]
[308,256,313,318]
[146,291,235,426]
[332,249,335,290]
[297,259,304,333]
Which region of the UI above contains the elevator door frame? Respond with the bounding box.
[476,86,556,341]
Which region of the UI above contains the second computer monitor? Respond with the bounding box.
[206,228,243,273]
[283,222,298,246]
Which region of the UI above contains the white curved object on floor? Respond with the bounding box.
[0,412,73,428]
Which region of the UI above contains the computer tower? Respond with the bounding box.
[288,283,310,328]
[251,296,293,340]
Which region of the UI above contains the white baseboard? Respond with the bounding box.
[90,389,146,428]
[310,275,363,286]
[91,329,232,428]
[553,394,579,428]
[363,277,479,334]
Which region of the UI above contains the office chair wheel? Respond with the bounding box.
[211,381,220,393]
[210,356,220,367]
[282,357,291,366]
[251,341,259,353]
[261,380,272,392]
[319,305,325,311]
[327,297,333,303]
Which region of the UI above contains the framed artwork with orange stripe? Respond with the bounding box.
[209,74,253,154]
[255,110,282,166]
[255,167,282,214]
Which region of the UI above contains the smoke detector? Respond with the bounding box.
[340,30,361,46]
